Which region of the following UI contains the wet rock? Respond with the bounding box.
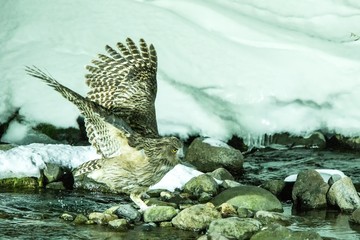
[221,180,242,189]
[0,177,39,189]
[88,212,118,225]
[197,233,230,240]
[73,214,88,224]
[44,163,64,183]
[159,221,173,227]
[208,168,234,181]
[45,181,66,190]
[73,174,113,193]
[172,203,221,231]
[217,203,237,218]
[183,174,219,198]
[143,206,178,223]
[185,137,244,174]
[269,132,326,149]
[108,219,128,231]
[329,134,360,150]
[327,176,360,211]
[211,186,283,212]
[114,204,142,222]
[60,213,74,221]
[0,144,16,151]
[350,208,360,224]
[292,169,329,209]
[145,198,178,208]
[207,217,262,240]
[237,208,254,218]
[260,180,285,197]
[254,211,293,226]
[250,224,323,240]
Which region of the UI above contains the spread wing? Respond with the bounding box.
[26,66,134,158]
[86,38,159,137]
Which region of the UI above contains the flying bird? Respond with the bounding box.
[26,38,183,210]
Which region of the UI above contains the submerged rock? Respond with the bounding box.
[73,214,88,224]
[60,213,74,221]
[171,203,221,231]
[211,186,283,212]
[143,206,178,223]
[185,137,244,174]
[207,217,262,240]
[292,169,329,210]
[250,224,323,240]
[327,176,360,211]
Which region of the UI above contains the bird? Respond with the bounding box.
[26,38,183,211]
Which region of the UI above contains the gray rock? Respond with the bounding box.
[260,180,285,197]
[143,206,178,223]
[211,186,283,212]
[327,176,360,211]
[44,163,64,183]
[208,168,234,181]
[172,203,221,231]
[350,208,360,224]
[73,214,88,224]
[108,219,128,231]
[254,211,293,226]
[185,137,244,174]
[114,204,142,222]
[88,212,118,225]
[208,217,262,240]
[292,169,329,209]
[183,174,219,198]
[250,224,323,240]
[268,132,326,149]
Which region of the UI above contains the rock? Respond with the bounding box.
[73,174,113,193]
[197,233,230,240]
[207,217,262,240]
[0,144,16,151]
[208,168,234,181]
[143,206,178,223]
[350,208,360,224]
[185,137,244,174]
[217,203,237,218]
[250,224,323,240]
[60,213,74,221]
[183,174,219,198]
[159,221,173,227]
[114,204,142,222]
[108,219,128,231]
[221,180,242,189]
[327,176,360,211]
[211,186,283,212]
[254,211,293,226]
[73,214,88,224]
[45,181,65,190]
[145,198,178,208]
[237,208,254,218]
[44,163,64,183]
[88,212,118,225]
[260,180,285,197]
[0,177,39,189]
[172,203,221,231]
[269,132,326,149]
[292,170,329,209]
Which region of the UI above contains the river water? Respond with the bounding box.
[1,148,360,240]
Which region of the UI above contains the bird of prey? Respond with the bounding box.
[26,38,183,210]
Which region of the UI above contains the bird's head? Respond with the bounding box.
[164,136,184,164]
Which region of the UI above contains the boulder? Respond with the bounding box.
[208,168,234,181]
[171,203,221,231]
[207,217,262,240]
[113,204,142,222]
[260,180,285,197]
[185,137,244,174]
[143,206,178,223]
[327,176,360,211]
[250,224,323,240]
[292,170,329,209]
[211,186,283,212]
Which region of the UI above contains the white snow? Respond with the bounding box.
[284,169,346,183]
[1,1,360,181]
[202,138,230,149]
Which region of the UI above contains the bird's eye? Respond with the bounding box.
[171,148,177,153]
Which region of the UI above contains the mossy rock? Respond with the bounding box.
[0,177,39,189]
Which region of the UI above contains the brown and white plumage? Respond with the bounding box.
[26,38,183,210]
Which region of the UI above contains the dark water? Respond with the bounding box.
[1,149,360,240]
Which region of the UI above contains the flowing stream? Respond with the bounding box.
[1,149,360,240]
